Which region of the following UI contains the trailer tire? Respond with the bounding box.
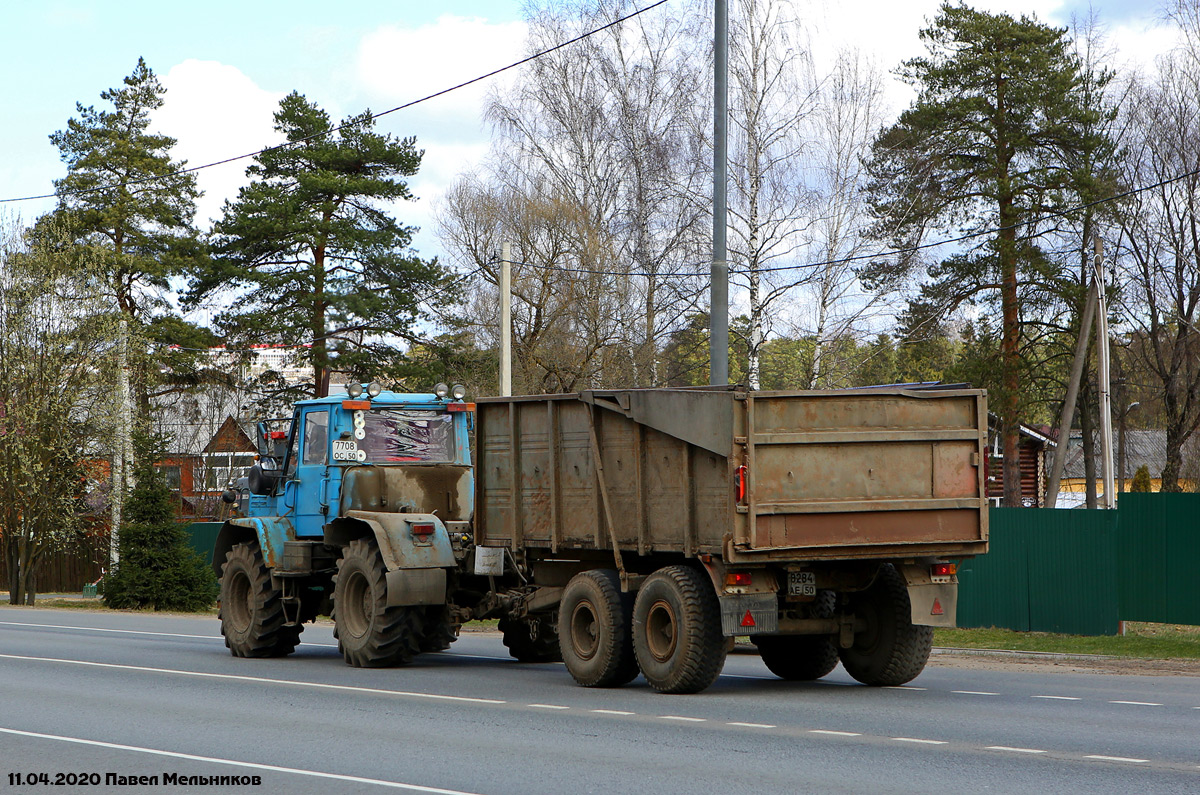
[418,605,459,653]
[754,635,840,680]
[332,539,424,667]
[632,566,727,694]
[219,542,301,657]
[838,563,933,686]
[500,615,563,663]
[558,570,637,686]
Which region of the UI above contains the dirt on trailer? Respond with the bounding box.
[929,649,1200,677]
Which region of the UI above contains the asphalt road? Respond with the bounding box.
[0,608,1197,794]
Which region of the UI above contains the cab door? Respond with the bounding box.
[286,406,331,538]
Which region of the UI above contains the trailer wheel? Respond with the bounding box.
[754,635,839,681]
[332,539,424,667]
[558,570,637,686]
[632,566,727,694]
[500,615,562,663]
[219,542,301,657]
[418,605,459,653]
[838,563,933,686]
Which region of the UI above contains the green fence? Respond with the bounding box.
[957,496,1200,635]
[185,522,223,568]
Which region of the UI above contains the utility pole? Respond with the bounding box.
[500,241,512,397]
[710,0,729,386]
[1045,280,1098,508]
[1094,236,1116,510]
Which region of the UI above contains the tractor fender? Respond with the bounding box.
[343,510,455,607]
[212,517,294,576]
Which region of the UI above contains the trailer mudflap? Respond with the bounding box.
[385,567,447,607]
[907,582,957,627]
[719,594,779,635]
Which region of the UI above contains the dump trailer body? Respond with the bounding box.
[474,386,988,563]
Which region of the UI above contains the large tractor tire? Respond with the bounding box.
[500,615,562,664]
[332,539,425,667]
[558,570,637,686]
[838,563,933,686]
[219,542,302,658]
[632,565,727,694]
[754,635,840,681]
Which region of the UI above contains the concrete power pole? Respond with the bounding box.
[1094,236,1116,509]
[710,0,729,386]
[500,241,512,397]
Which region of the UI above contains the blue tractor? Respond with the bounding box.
[214,382,476,666]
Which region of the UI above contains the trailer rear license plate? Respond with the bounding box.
[788,571,816,597]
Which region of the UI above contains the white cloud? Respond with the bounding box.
[353,15,527,258]
[154,60,286,228]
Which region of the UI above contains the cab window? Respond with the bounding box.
[301,409,329,466]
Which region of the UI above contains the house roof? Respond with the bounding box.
[1062,429,1199,478]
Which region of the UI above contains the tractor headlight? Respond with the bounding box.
[434,383,449,398]
[366,382,383,398]
[451,384,467,400]
[346,383,364,398]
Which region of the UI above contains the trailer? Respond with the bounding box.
[215,384,987,694]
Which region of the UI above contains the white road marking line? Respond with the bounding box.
[590,709,635,716]
[0,727,481,793]
[0,621,218,641]
[809,730,861,737]
[883,686,926,690]
[527,704,569,710]
[0,619,344,648]
[1084,755,1149,764]
[1033,695,1081,701]
[986,746,1047,754]
[727,722,775,729]
[952,690,999,696]
[1109,700,1163,707]
[660,716,706,722]
[0,653,506,705]
[892,737,948,745]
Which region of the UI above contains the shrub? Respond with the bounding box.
[1129,464,1153,493]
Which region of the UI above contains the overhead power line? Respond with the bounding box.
[486,164,1200,280]
[0,0,671,206]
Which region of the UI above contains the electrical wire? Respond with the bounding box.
[0,0,670,206]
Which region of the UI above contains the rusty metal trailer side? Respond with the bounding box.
[474,387,987,564]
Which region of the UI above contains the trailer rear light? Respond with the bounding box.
[411,522,435,537]
[931,562,957,577]
[725,572,752,587]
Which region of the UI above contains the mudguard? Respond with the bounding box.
[343,510,455,607]
[212,516,294,575]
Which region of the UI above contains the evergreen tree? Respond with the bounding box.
[864,3,1108,505]
[1129,464,1152,493]
[188,92,452,396]
[102,445,217,612]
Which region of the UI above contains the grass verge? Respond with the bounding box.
[934,623,1200,659]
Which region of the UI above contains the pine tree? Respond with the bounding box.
[188,92,452,396]
[864,3,1111,506]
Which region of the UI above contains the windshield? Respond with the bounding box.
[359,409,456,463]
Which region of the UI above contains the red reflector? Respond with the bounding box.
[931,562,957,577]
[411,523,435,536]
[446,402,476,412]
[740,610,756,628]
[931,598,944,616]
[735,465,747,502]
[268,431,287,440]
[342,400,371,410]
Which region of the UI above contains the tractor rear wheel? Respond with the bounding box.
[332,539,424,667]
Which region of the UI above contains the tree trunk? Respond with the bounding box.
[1081,381,1097,509]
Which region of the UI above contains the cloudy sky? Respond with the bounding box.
[0,0,1181,269]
